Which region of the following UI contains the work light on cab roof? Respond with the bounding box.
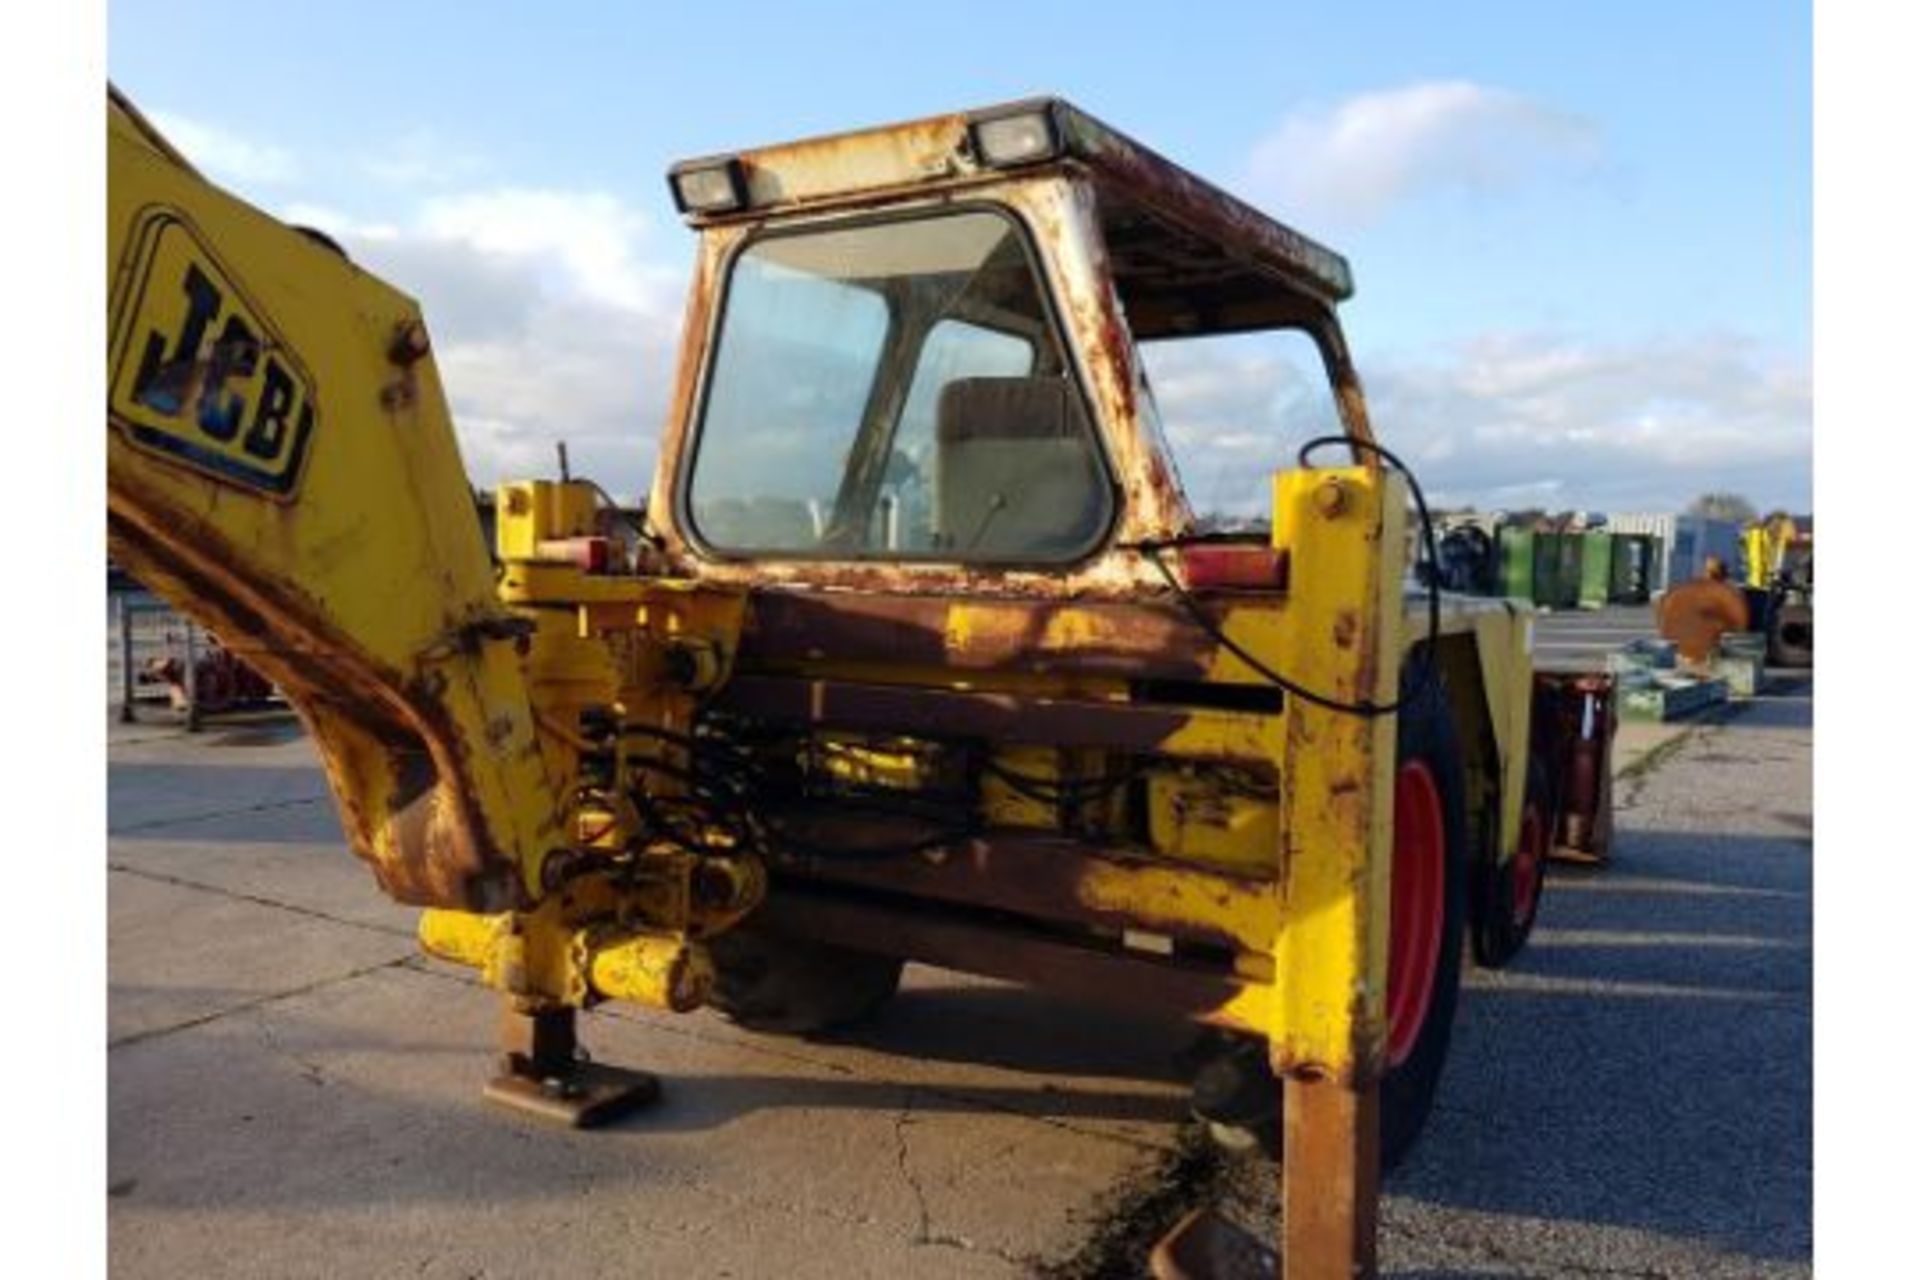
[968,101,1066,167]
[660,96,1353,304]
[667,157,747,215]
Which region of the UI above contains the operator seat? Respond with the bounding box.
[932,376,1105,557]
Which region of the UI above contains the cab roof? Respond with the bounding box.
[668,97,1354,319]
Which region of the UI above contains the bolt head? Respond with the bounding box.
[1313,478,1349,518]
[389,320,432,365]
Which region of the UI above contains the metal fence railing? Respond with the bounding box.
[109,591,283,730]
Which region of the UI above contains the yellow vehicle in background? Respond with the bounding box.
[109,87,1567,1276]
[1743,513,1813,667]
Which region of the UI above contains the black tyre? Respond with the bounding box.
[1191,677,1469,1171]
[707,921,904,1036]
[1768,601,1813,667]
[1378,680,1470,1169]
[1471,757,1550,969]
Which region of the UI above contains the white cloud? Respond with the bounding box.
[150,106,1786,528]
[136,107,684,502]
[1142,331,1810,519]
[414,189,674,313]
[358,128,486,188]
[146,111,300,186]
[279,202,400,242]
[1247,81,1600,227]
[313,188,687,502]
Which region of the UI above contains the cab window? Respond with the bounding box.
[686,209,1110,560]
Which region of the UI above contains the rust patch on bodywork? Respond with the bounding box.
[761,884,1260,1032]
[737,589,1224,681]
[718,674,1195,751]
[772,823,1275,957]
[1332,609,1359,650]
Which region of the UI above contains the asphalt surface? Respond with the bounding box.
[1192,677,1814,1277]
[1531,603,1660,672]
[106,661,1810,1278]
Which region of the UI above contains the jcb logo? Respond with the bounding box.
[109,213,316,496]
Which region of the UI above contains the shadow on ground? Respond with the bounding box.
[1389,819,1811,1264]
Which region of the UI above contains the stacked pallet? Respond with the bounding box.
[1606,634,1768,722]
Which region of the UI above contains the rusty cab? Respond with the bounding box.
[607,98,1551,1169]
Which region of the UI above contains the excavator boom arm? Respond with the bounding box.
[107,88,561,911]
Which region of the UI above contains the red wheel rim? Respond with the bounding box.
[1387,760,1446,1069]
[1511,803,1546,929]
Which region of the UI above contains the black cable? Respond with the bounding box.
[760,814,977,863]
[617,712,982,863]
[981,758,1144,806]
[1130,434,1441,718]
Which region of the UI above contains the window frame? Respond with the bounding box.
[1135,321,1350,533]
[674,201,1119,567]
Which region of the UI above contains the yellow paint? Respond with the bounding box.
[1147,767,1279,874]
[1403,595,1535,864]
[109,91,564,911]
[495,480,598,561]
[1076,857,1279,955]
[1743,514,1803,589]
[1267,466,1404,1086]
[419,907,716,1012]
[587,932,715,1012]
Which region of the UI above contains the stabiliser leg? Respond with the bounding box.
[1283,1077,1379,1277]
[482,1002,662,1128]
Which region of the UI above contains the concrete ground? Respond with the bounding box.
[108,669,1810,1278]
[108,716,1196,1278]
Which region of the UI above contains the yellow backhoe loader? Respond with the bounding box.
[108,86,1576,1276]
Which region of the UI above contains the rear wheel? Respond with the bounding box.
[1190,679,1469,1171]
[707,922,904,1036]
[1472,758,1550,969]
[1379,684,1470,1168]
[1768,601,1813,667]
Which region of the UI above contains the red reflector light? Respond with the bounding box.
[1175,545,1289,591]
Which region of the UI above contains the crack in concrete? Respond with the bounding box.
[109,791,333,836]
[107,862,414,942]
[109,953,417,1052]
[893,1090,932,1242]
[887,1088,1013,1259]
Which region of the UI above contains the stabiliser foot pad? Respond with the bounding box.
[483,1062,662,1129]
[1150,1209,1277,1280]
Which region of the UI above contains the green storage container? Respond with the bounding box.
[1580,530,1613,609]
[1563,536,1586,607]
[1530,532,1580,609]
[1608,533,1654,603]
[1529,531,1557,605]
[1498,527,1535,600]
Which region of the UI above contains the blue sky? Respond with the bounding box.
[108,0,1810,514]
